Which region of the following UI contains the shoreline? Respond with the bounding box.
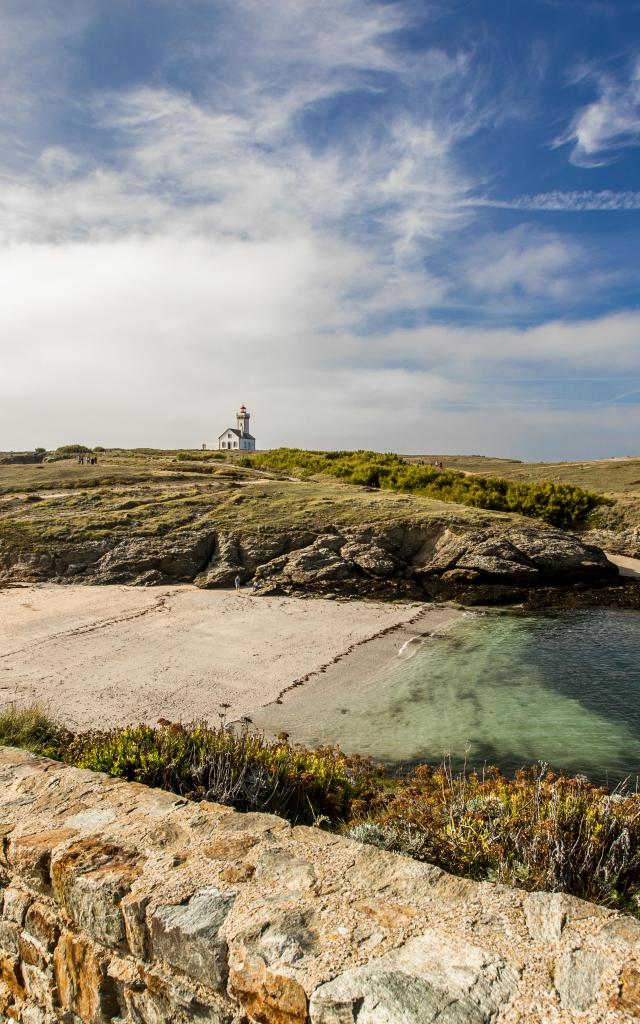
[255,603,465,717]
[248,605,466,743]
[1,578,637,738]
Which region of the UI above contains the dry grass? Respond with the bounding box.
[2,446,637,546]
[0,705,380,826]
[350,760,640,915]
[0,703,71,759]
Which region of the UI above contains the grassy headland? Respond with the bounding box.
[0,447,526,553]
[0,446,615,554]
[242,448,606,528]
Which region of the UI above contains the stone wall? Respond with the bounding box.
[1,746,639,1024]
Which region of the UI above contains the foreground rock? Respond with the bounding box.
[1,747,639,1023]
[0,516,624,605]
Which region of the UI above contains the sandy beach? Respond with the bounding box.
[606,552,640,578]
[0,583,451,731]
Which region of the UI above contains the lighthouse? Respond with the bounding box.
[216,404,256,451]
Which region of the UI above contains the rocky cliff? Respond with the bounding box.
[1,746,639,1023]
[0,517,624,605]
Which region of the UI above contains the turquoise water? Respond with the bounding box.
[254,609,640,786]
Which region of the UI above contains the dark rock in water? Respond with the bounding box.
[0,516,619,605]
[524,579,640,611]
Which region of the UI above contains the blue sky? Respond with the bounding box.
[1,0,640,457]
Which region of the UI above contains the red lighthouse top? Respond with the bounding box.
[239,404,246,412]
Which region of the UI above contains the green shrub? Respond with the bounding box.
[56,444,91,454]
[174,464,217,475]
[245,449,606,528]
[0,708,380,825]
[93,446,106,452]
[176,451,224,462]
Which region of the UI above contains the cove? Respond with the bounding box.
[252,608,640,787]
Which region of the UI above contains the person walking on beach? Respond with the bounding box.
[234,574,241,594]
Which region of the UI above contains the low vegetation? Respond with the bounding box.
[175,450,224,461]
[0,708,380,827]
[1,705,638,915]
[67,721,381,825]
[350,762,640,915]
[408,453,640,530]
[0,447,628,551]
[244,448,607,528]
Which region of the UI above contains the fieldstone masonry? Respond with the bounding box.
[1,747,639,1023]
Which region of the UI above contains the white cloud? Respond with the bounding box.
[1,233,639,457]
[0,5,475,315]
[373,311,640,374]
[471,190,640,211]
[462,226,580,301]
[556,59,640,166]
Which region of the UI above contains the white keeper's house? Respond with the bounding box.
[214,404,256,451]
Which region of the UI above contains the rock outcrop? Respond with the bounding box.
[0,517,623,604]
[245,523,615,604]
[1,746,639,1023]
[582,526,640,559]
[0,532,217,589]
[0,453,45,466]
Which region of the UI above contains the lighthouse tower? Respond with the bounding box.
[236,405,251,435]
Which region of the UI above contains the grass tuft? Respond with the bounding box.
[0,704,71,760]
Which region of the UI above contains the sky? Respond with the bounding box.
[2,0,640,458]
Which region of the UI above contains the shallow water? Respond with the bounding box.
[253,609,640,786]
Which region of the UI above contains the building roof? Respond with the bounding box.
[218,427,255,440]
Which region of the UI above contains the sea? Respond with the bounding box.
[253,608,640,788]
